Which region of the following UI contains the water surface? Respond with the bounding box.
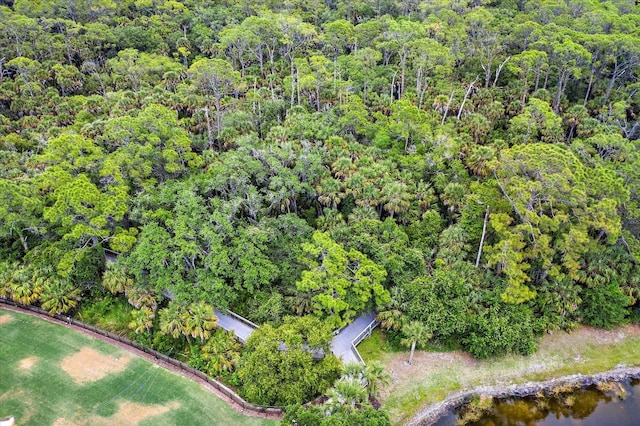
[435,379,640,425]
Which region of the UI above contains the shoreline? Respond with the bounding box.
[406,365,640,425]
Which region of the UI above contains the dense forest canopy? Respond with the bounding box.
[1,0,640,412]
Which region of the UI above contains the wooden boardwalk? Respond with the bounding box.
[214,310,258,344]
[330,312,379,364]
[215,310,378,364]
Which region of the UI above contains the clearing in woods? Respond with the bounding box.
[0,308,277,426]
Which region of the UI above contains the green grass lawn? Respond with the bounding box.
[0,308,278,426]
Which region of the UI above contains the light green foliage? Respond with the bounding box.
[43,174,126,237]
[507,49,548,102]
[488,143,628,303]
[509,98,563,143]
[297,231,389,329]
[0,178,41,252]
[34,133,104,174]
[100,103,202,183]
[107,48,183,92]
[238,316,342,406]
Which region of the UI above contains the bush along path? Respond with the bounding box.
[216,307,379,364]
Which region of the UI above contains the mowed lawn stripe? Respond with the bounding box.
[0,308,277,426]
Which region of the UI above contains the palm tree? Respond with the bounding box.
[285,289,315,316]
[129,307,155,336]
[186,301,218,343]
[340,361,390,401]
[159,301,190,342]
[347,206,378,223]
[9,266,43,306]
[465,144,497,177]
[0,262,14,299]
[441,182,466,215]
[463,112,491,144]
[332,156,355,179]
[102,265,133,295]
[381,181,413,218]
[342,362,366,381]
[401,320,432,366]
[40,278,82,315]
[126,285,158,313]
[317,177,343,209]
[363,362,390,399]
[413,181,436,214]
[202,329,242,376]
[376,287,407,332]
[327,379,368,412]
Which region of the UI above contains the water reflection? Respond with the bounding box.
[435,379,640,426]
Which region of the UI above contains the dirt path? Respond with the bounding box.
[0,304,281,421]
[383,324,640,397]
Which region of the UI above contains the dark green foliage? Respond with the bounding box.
[405,262,476,342]
[332,217,426,287]
[66,245,104,287]
[530,277,582,333]
[579,284,633,330]
[238,290,286,326]
[284,404,391,426]
[464,290,537,359]
[76,293,133,336]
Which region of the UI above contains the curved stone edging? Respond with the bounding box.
[406,365,640,426]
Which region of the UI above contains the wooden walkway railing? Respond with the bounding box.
[349,317,379,365]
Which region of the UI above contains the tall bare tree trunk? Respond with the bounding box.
[476,206,490,268]
[441,90,454,125]
[409,340,416,365]
[457,76,479,120]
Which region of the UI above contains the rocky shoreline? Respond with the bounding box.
[406,365,640,426]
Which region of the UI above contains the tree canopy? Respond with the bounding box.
[1,0,640,412]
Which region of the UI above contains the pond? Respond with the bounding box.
[434,379,640,426]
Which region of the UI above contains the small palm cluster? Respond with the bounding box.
[106,263,239,378]
[0,261,81,315]
[157,300,218,344]
[324,362,390,414]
